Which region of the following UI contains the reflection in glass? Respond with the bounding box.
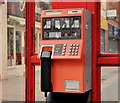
[16,31,22,65]
[35,32,41,53]
[39,33,41,45]
[43,17,81,40]
[35,0,51,54]
[101,2,120,54]
[35,33,38,53]
[35,66,46,101]
[101,29,106,53]
[108,37,119,54]
[7,28,14,66]
[62,18,70,29]
[55,19,61,29]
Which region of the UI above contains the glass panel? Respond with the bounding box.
[35,30,41,53]
[35,33,37,53]
[101,1,120,54]
[7,28,14,66]
[35,66,45,101]
[101,67,119,102]
[16,31,22,65]
[101,29,107,53]
[4,2,25,102]
[43,17,81,40]
[22,32,25,65]
[35,1,51,54]
[39,33,41,45]
[35,1,51,101]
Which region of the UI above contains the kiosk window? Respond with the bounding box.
[55,19,61,29]
[62,18,70,29]
[43,17,81,40]
[43,19,51,29]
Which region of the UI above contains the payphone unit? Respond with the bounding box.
[39,8,92,97]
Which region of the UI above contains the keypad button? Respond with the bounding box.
[72,50,75,52]
[62,53,65,55]
[76,44,79,46]
[63,47,66,49]
[69,53,71,55]
[70,47,72,49]
[75,53,78,56]
[64,44,67,46]
[72,53,74,55]
[69,50,72,52]
[73,47,75,49]
[73,44,76,46]
[70,44,73,46]
[63,50,66,53]
[76,50,78,52]
[76,47,79,49]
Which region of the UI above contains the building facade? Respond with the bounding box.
[0,1,51,79]
[107,2,120,54]
[0,2,7,80]
[101,1,120,54]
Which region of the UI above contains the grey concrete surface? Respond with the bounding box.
[1,70,46,101]
[0,79,2,102]
[0,67,120,102]
[101,67,119,102]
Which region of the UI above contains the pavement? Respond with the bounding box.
[1,70,46,102]
[0,67,119,102]
[101,67,119,102]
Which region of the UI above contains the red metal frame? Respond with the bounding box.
[25,1,120,102]
[25,1,35,102]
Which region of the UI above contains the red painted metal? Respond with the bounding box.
[100,54,120,57]
[87,2,101,102]
[25,1,35,102]
[98,56,120,66]
[31,54,41,65]
[52,2,87,9]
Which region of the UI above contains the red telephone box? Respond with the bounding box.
[25,1,120,102]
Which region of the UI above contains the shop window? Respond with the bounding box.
[101,2,120,54]
[7,28,14,66]
[108,37,119,54]
[16,31,22,65]
[101,29,106,53]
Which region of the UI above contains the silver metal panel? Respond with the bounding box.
[85,10,92,91]
[65,80,80,92]
[68,10,82,14]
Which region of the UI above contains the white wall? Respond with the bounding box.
[0,3,7,80]
[0,4,2,102]
[0,5,2,81]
